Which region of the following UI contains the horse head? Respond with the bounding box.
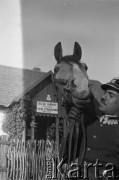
[53,42,90,106]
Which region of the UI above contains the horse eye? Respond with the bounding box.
[82,64,88,71]
[54,67,59,73]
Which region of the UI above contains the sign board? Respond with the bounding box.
[37,101,58,114]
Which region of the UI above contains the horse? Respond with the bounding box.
[53,42,90,106]
[52,42,90,176]
[53,42,104,117]
[53,42,104,177]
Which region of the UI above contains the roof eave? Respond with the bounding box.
[7,70,53,107]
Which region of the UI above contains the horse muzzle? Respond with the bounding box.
[73,90,90,99]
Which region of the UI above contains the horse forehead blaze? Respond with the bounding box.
[72,63,89,99]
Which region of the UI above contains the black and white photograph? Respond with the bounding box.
[0,0,119,179]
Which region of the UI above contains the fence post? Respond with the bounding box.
[0,135,9,180]
[55,117,61,180]
[31,115,35,141]
[56,117,59,156]
[22,120,26,143]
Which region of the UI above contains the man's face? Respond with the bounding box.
[99,89,119,115]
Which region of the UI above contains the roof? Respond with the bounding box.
[0,65,47,107]
[10,70,53,106]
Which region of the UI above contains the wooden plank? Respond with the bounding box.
[0,140,16,146]
[0,138,60,180]
[31,115,35,141]
[56,117,59,156]
[0,136,9,180]
[0,167,7,172]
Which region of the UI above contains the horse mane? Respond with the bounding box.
[60,55,80,64]
[59,55,88,73]
[59,55,84,67]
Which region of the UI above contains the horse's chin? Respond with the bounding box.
[70,90,90,107]
[72,90,90,99]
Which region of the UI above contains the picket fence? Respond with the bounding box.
[0,135,61,180]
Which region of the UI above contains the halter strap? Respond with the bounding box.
[60,113,86,167]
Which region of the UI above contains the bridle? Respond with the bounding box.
[52,74,87,175]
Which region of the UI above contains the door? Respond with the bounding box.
[35,116,55,140]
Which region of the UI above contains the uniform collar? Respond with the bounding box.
[97,114,118,120]
[97,115,119,125]
[103,115,118,119]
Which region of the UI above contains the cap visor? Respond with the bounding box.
[101,83,119,93]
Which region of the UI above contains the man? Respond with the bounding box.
[61,77,119,179]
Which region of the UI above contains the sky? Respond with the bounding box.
[0,0,23,68]
[0,0,119,83]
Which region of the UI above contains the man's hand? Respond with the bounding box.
[70,94,96,119]
[68,106,82,121]
[72,95,91,109]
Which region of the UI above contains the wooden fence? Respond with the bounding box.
[0,135,60,180]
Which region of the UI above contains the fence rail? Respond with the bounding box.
[0,135,60,180]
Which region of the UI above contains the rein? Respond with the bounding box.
[60,112,86,166]
[52,76,86,174]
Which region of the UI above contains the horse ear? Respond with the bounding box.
[54,42,63,62]
[73,42,82,61]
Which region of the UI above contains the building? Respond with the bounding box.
[0,65,104,145]
[0,65,67,143]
